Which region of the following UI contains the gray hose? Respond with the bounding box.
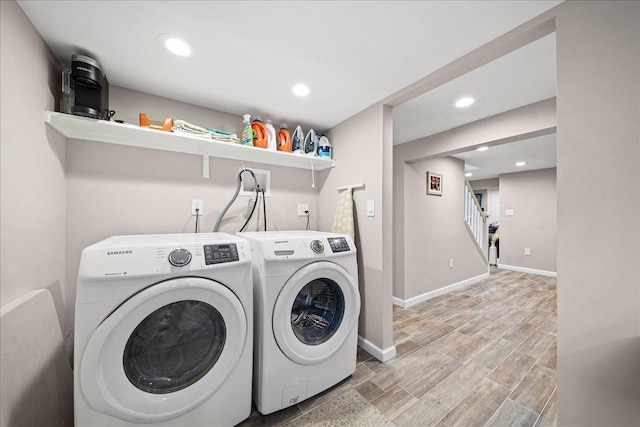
[213,168,257,232]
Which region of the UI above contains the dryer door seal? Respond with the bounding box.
[273,261,360,365]
[79,277,247,423]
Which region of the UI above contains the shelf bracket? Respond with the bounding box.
[202,147,210,179]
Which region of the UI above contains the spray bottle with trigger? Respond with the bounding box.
[241,114,253,146]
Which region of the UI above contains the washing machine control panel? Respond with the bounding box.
[327,237,351,253]
[204,243,240,265]
[168,248,192,267]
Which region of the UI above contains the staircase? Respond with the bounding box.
[464,179,488,259]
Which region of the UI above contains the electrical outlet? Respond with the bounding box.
[524,248,531,256]
[298,203,309,217]
[449,258,454,268]
[191,199,203,216]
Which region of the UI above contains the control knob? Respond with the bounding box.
[310,240,324,254]
[168,248,192,267]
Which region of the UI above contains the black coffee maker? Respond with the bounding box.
[61,55,109,120]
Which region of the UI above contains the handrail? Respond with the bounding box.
[464,179,488,259]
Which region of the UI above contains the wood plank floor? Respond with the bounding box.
[240,268,557,426]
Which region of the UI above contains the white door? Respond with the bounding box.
[488,189,500,223]
[79,277,246,423]
[272,261,360,366]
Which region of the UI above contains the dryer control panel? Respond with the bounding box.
[204,243,240,265]
[327,237,350,253]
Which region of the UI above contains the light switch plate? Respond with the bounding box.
[506,209,514,216]
[367,200,375,217]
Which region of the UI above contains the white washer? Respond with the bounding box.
[239,231,360,415]
[74,233,253,426]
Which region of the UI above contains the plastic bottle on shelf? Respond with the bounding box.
[252,116,268,149]
[291,125,304,154]
[265,119,277,151]
[277,123,292,152]
[317,135,332,158]
[241,114,253,146]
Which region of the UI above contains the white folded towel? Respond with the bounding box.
[172,119,239,143]
[330,188,355,241]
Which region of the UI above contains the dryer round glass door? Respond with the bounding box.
[79,277,247,423]
[273,261,360,365]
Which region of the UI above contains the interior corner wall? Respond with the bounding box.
[319,104,394,354]
[402,157,487,301]
[0,0,71,425]
[498,168,557,273]
[556,1,640,426]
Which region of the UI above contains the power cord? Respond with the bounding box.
[194,208,200,233]
[305,209,310,230]
[239,185,260,232]
[261,188,267,231]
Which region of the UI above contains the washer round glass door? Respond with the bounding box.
[273,261,360,365]
[79,277,247,423]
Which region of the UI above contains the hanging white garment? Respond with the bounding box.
[330,188,355,241]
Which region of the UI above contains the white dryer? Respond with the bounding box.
[74,233,252,426]
[239,231,360,415]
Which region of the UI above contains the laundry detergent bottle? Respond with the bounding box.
[317,135,332,158]
[241,114,253,146]
[265,119,277,150]
[277,123,291,152]
[252,116,268,149]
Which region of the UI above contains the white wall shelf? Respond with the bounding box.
[44,111,335,178]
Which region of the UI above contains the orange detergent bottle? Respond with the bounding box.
[252,116,268,149]
[277,123,292,152]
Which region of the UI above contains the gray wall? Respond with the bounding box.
[319,104,395,355]
[0,1,71,424]
[556,1,640,425]
[499,168,557,273]
[401,157,487,301]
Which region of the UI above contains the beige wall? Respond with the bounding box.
[394,101,556,299]
[0,1,72,424]
[319,104,395,354]
[65,86,322,339]
[556,1,640,425]
[401,157,487,301]
[470,177,499,191]
[499,168,557,273]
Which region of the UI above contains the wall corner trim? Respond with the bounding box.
[498,264,557,277]
[392,272,490,308]
[358,336,396,363]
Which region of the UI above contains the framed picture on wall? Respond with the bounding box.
[426,171,443,196]
[475,192,483,207]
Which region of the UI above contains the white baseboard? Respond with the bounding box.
[358,336,396,363]
[392,272,490,309]
[498,263,557,277]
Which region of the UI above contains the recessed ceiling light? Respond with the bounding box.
[465,172,473,177]
[292,84,311,97]
[516,161,527,167]
[476,146,489,152]
[455,97,475,108]
[158,34,193,57]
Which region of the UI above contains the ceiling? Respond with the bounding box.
[18,0,560,135]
